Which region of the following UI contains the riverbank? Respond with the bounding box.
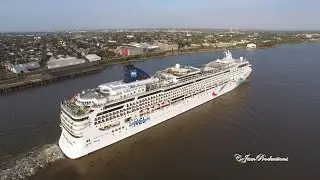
[106,45,247,64]
[0,46,248,93]
[0,62,105,93]
[105,40,311,64]
[0,41,310,93]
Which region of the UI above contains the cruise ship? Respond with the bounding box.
[58,51,252,159]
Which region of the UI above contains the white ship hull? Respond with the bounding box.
[59,71,251,159]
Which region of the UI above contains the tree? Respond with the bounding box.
[177,42,185,49]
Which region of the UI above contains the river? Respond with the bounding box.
[1,43,320,179]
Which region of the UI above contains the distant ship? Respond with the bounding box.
[58,51,253,159]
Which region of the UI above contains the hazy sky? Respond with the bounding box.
[0,0,319,32]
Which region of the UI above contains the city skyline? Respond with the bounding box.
[1,0,319,32]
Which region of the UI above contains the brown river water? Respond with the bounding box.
[1,43,320,180]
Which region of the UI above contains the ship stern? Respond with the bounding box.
[58,129,87,159]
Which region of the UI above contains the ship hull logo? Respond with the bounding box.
[129,117,150,127]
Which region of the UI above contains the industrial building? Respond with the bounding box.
[247,43,257,48]
[129,47,144,56]
[118,47,144,57]
[85,54,101,62]
[4,62,40,74]
[117,42,179,56]
[47,57,85,69]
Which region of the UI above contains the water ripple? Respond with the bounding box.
[0,144,64,180]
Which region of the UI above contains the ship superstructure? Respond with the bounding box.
[58,51,252,159]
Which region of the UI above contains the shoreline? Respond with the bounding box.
[109,46,247,64]
[0,41,311,93]
[107,41,310,64]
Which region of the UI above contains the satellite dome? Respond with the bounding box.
[175,63,180,69]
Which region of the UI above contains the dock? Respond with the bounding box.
[0,62,106,93]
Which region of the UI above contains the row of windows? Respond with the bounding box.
[103,98,134,110]
[166,71,227,99]
[81,101,93,105]
[166,76,216,99]
[61,122,83,138]
[61,119,86,132]
[164,81,194,92]
[94,70,242,122]
[138,90,162,99]
[61,109,89,122]
[172,95,184,102]
[112,126,125,133]
[99,70,236,116]
[121,89,145,98]
[96,94,172,120]
[238,63,248,68]
[97,106,124,116]
[177,72,201,80]
[61,116,87,130]
[178,74,202,82]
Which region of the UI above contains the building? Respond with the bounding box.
[118,47,144,57]
[129,47,144,56]
[247,43,257,48]
[47,57,85,69]
[202,43,211,47]
[120,48,130,56]
[306,34,313,38]
[154,43,178,52]
[108,40,117,43]
[205,35,214,39]
[190,44,201,48]
[215,42,234,48]
[85,54,101,62]
[128,42,141,48]
[23,62,40,70]
[5,61,40,74]
[146,45,159,53]
[10,65,28,74]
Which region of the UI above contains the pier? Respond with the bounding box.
[0,62,106,93]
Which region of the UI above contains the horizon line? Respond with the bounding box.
[1,27,320,33]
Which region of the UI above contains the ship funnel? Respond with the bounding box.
[123,64,151,83]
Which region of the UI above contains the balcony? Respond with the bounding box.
[61,100,90,116]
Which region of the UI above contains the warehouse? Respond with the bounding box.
[85,54,101,62]
[5,61,40,74]
[47,57,85,69]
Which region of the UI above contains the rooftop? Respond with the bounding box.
[78,89,104,100]
[162,64,200,77]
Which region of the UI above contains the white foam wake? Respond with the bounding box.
[0,143,64,180]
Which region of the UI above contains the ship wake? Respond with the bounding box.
[0,143,64,180]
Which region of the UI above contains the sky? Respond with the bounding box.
[0,0,319,32]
